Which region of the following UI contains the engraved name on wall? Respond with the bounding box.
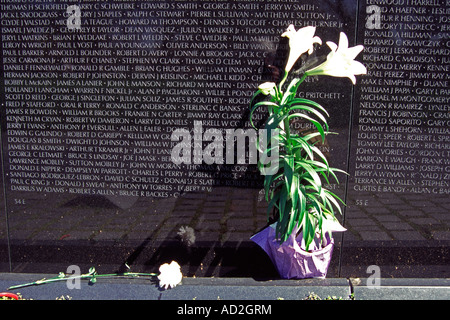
[352,0,449,196]
[1,0,349,198]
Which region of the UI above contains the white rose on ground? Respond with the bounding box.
[158,261,182,289]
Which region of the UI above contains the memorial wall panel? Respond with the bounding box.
[0,0,448,278]
[0,164,7,272]
[342,0,450,277]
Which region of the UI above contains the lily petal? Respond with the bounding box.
[305,32,366,84]
[258,82,277,96]
[282,25,321,72]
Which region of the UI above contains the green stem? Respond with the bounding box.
[298,73,308,86]
[283,117,291,153]
[287,73,308,95]
[278,70,288,93]
[94,272,158,279]
[7,272,158,290]
[281,73,308,154]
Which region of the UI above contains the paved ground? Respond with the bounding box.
[0,273,449,300]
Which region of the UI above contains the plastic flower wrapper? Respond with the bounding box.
[251,222,334,279]
[305,32,367,84]
[158,261,183,289]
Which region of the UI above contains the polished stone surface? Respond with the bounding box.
[0,0,448,279]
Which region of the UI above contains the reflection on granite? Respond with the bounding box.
[345,188,450,242]
[0,0,448,279]
[3,186,449,278]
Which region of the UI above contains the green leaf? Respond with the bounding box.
[303,213,314,250]
[249,101,280,129]
[296,160,323,192]
[249,89,262,105]
[323,189,346,215]
[264,112,288,132]
[263,173,281,202]
[267,189,281,219]
[310,145,329,169]
[287,104,328,126]
[290,136,314,161]
[317,210,324,241]
[303,131,336,144]
[257,133,281,155]
[263,175,274,200]
[283,156,294,195]
[287,175,300,237]
[302,177,321,193]
[281,77,304,105]
[287,113,326,142]
[290,174,299,209]
[277,183,300,243]
[324,166,348,184]
[298,185,307,219]
[287,98,330,117]
[278,186,288,223]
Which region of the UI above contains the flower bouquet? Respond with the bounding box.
[250,25,366,279]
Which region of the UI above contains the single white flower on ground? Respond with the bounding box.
[258,82,276,96]
[158,261,182,289]
[305,32,366,84]
[281,25,322,72]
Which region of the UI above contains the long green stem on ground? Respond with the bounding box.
[7,271,158,290]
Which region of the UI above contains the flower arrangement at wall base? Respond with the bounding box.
[250,25,366,279]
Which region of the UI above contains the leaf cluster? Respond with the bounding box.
[250,74,346,250]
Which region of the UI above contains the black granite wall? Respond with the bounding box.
[0,0,448,278]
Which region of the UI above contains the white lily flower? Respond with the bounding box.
[258,82,276,96]
[158,261,182,289]
[281,25,322,72]
[306,32,366,84]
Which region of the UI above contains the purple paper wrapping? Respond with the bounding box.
[251,224,334,279]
